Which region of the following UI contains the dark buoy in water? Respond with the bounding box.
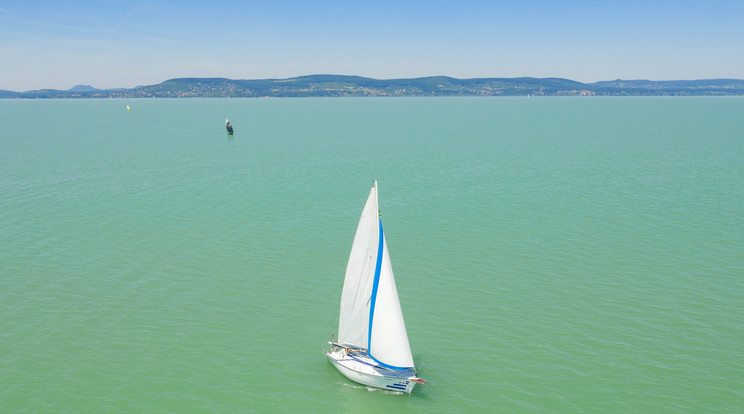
[226,119,234,135]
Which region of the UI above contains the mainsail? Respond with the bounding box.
[336,182,414,369]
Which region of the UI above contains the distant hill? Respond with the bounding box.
[67,85,101,92]
[125,75,587,98]
[588,79,744,95]
[3,75,744,98]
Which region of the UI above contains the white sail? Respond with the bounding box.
[336,181,414,369]
[369,226,414,369]
[337,185,378,349]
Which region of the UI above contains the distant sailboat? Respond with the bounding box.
[326,181,425,393]
[225,119,234,135]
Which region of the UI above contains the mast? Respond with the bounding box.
[374,180,379,217]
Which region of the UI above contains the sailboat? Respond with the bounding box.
[326,181,425,393]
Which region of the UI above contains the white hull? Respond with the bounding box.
[326,347,421,394]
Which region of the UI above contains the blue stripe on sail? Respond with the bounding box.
[367,219,384,354]
[367,219,414,371]
[370,353,413,370]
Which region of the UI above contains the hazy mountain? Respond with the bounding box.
[2,75,743,98]
[67,85,101,92]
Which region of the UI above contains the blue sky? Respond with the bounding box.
[1,0,743,90]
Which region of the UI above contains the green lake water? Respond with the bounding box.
[1,97,742,412]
